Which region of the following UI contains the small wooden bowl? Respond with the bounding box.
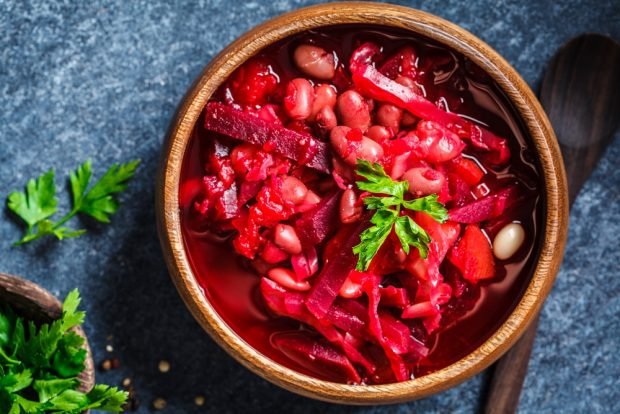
[0,273,95,392]
[156,2,568,404]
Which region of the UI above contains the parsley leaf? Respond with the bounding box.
[353,159,448,271]
[82,385,128,412]
[7,170,57,228]
[355,160,408,198]
[72,159,140,223]
[6,159,139,245]
[353,209,398,271]
[402,194,449,223]
[0,370,33,393]
[0,289,128,413]
[33,378,80,403]
[363,196,401,210]
[394,215,431,257]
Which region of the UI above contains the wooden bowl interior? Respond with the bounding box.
[0,273,95,392]
[156,2,568,404]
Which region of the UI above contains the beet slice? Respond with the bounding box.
[380,312,428,358]
[379,286,409,308]
[261,278,374,377]
[305,218,368,319]
[448,186,518,223]
[272,333,361,383]
[204,102,331,173]
[325,300,367,337]
[295,190,342,246]
[358,273,411,382]
[349,43,510,165]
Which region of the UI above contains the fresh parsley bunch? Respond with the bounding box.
[0,289,127,413]
[7,160,140,245]
[353,160,449,271]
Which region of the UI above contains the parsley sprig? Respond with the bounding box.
[7,160,140,245]
[0,290,128,413]
[353,160,448,271]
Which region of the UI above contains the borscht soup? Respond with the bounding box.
[179,25,542,385]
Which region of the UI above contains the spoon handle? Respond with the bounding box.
[484,34,620,414]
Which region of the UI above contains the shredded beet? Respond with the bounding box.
[295,190,341,246]
[273,333,362,383]
[448,186,518,223]
[305,219,368,319]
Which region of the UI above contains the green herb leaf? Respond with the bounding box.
[353,209,398,271]
[6,159,140,245]
[355,160,408,198]
[0,290,128,413]
[363,196,401,210]
[60,289,85,331]
[0,370,33,393]
[69,160,93,207]
[33,378,80,403]
[394,215,431,258]
[402,194,449,223]
[11,394,40,414]
[7,170,58,228]
[0,309,14,348]
[52,332,86,378]
[75,160,140,223]
[353,159,448,271]
[83,385,129,412]
[45,389,89,412]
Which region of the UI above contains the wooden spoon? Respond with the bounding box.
[484,33,620,414]
[0,273,95,392]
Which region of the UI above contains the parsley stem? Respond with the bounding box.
[14,209,80,245]
[52,208,78,228]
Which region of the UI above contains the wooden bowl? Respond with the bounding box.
[156,2,568,404]
[0,273,95,392]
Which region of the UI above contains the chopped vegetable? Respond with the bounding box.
[305,221,366,319]
[204,102,331,173]
[448,186,518,223]
[295,190,341,246]
[448,224,496,282]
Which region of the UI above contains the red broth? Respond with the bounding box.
[180,25,543,384]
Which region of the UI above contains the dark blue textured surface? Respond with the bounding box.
[1,1,619,412]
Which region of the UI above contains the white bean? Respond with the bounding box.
[281,176,308,204]
[315,106,337,131]
[402,167,445,196]
[337,90,371,131]
[376,103,403,130]
[283,78,314,120]
[293,45,335,80]
[267,268,311,291]
[274,224,303,255]
[492,223,525,260]
[366,125,391,142]
[340,188,362,223]
[311,84,337,119]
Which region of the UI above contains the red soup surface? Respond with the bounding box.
[179,25,543,385]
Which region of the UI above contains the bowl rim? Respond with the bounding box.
[156,1,568,404]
